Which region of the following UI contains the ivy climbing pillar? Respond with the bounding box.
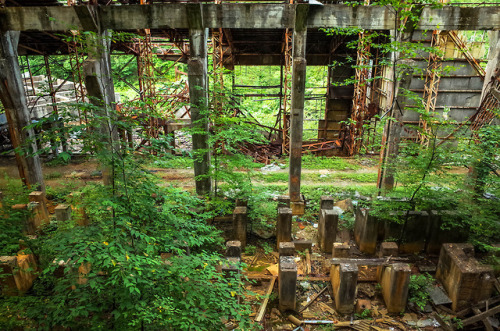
[187,3,212,195]
[288,4,308,206]
[0,30,45,192]
[83,29,119,186]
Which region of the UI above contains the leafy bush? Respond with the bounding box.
[408,273,433,310]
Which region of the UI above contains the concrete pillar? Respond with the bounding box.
[0,254,37,295]
[436,243,494,311]
[378,63,414,191]
[481,30,499,101]
[288,4,308,203]
[331,263,358,314]
[277,195,290,209]
[0,31,45,192]
[318,208,340,253]
[277,207,292,250]
[279,242,295,257]
[379,242,398,257]
[225,240,241,258]
[332,243,350,258]
[83,30,119,186]
[28,191,49,222]
[0,191,3,208]
[55,204,72,222]
[232,207,247,248]
[320,195,334,210]
[187,4,211,195]
[378,263,411,313]
[279,256,297,311]
[221,257,240,278]
[353,207,379,255]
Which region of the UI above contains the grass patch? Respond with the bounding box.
[152,156,193,169]
[300,155,361,171]
[44,171,63,180]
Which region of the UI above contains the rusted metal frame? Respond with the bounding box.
[24,55,36,97]
[448,31,486,79]
[67,37,87,125]
[418,30,447,146]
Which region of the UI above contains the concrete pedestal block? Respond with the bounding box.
[436,243,494,311]
[221,257,241,278]
[331,263,358,314]
[378,263,411,313]
[332,243,350,258]
[426,211,469,254]
[0,191,3,208]
[28,191,49,223]
[55,204,72,222]
[279,256,297,311]
[291,200,305,216]
[320,195,334,210]
[277,207,292,250]
[384,211,430,254]
[277,195,290,208]
[233,206,247,248]
[354,207,380,255]
[0,254,37,295]
[293,240,312,252]
[226,241,241,258]
[319,208,340,253]
[379,242,398,257]
[279,242,295,257]
[27,201,48,234]
[235,198,248,207]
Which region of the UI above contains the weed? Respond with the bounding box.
[261,242,273,255]
[244,245,257,255]
[44,171,62,180]
[408,273,433,310]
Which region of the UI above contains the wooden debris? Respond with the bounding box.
[432,313,453,331]
[255,276,277,323]
[298,286,328,313]
[455,295,500,317]
[472,307,494,331]
[288,314,303,326]
[460,304,500,327]
[266,263,279,277]
[305,249,312,275]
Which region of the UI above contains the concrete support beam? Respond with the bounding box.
[232,207,247,248]
[289,4,308,203]
[318,208,339,253]
[188,4,211,195]
[436,243,494,311]
[353,207,379,255]
[28,191,49,224]
[331,263,358,314]
[320,195,334,210]
[277,207,292,250]
[2,5,500,31]
[0,31,45,192]
[279,242,295,257]
[378,263,411,314]
[277,195,291,209]
[279,256,297,311]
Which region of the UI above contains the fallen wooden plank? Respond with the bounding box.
[255,276,277,323]
[472,308,494,331]
[298,286,328,313]
[461,304,500,326]
[305,249,312,275]
[456,295,500,318]
[433,312,453,331]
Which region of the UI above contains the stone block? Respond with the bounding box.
[293,240,312,252]
[221,257,240,278]
[0,254,37,295]
[320,195,334,210]
[379,242,398,257]
[55,204,72,222]
[233,206,247,248]
[436,243,494,311]
[426,211,469,254]
[384,211,430,254]
[332,243,350,258]
[331,263,358,314]
[379,263,411,313]
[226,241,241,258]
[279,242,295,257]
[277,195,290,208]
[277,207,292,250]
[291,200,305,216]
[318,208,340,253]
[279,256,297,311]
[354,207,380,255]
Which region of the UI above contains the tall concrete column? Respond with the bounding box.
[0,31,45,192]
[378,62,414,191]
[187,4,211,195]
[288,5,308,202]
[83,30,119,186]
[481,30,499,101]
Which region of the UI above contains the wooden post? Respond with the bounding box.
[83,30,119,186]
[378,62,414,191]
[0,31,45,192]
[187,4,211,195]
[288,4,308,202]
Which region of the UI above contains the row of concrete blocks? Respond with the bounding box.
[354,207,468,255]
[222,240,411,314]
